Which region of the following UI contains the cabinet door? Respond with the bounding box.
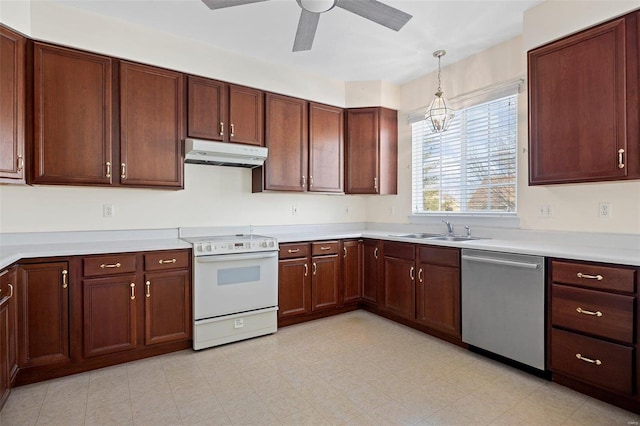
[120,61,184,188]
[187,76,226,141]
[83,275,137,357]
[0,26,25,183]
[278,258,311,318]
[0,295,9,408]
[18,262,70,367]
[144,270,191,346]
[342,240,361,305]
[312,255,340,311]
[33,43,113,185]
[362,240,381,305]
[383,256,415,320]
[259,93,307,191]
[309,103,344,193]
[528,18,628,184]
[228,84,264,146]
[416,263,460,337]
[346,108,379,194]
[1,268,18,383]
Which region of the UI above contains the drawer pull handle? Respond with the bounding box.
[145,280,151,298]
[288,249,300,254]
[121,163,126,179]
[410,266,415,281]
[220,122,224,136]
[418,268,423,283]
[7,284,13,299]
[373,247,378,259]
[618,148,625,169]
[576,272,603,281]
[312,262,317,275]
[320,246,332,250]
[343,247,347,258]
[130,283,135,300]
[575,353,602,366]
[158,259,176,264]
[576,307,603,317]
[304,264,308,277]
[62,270,68,289]
[100,262,121,269]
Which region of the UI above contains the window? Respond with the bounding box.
[411,94,518,215]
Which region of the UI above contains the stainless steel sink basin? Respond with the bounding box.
[391,233,444,239]
[426,235,487,242]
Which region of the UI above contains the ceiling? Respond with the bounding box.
[55,0,542,84]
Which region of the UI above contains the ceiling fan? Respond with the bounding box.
[201,0,413,52]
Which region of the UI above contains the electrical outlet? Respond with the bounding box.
[234,318,244,329]
[345,207,349,215]
[598,202,612,218]
[291,205,298,216]
[103,204,114,218]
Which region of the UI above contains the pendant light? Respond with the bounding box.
[425,50,455,133]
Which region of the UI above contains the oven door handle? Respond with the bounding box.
[196,251,278,263]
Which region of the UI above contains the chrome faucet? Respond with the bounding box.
[465,225,471,238]
[442,219,454,236]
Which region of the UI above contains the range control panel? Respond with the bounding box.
[189,235,277,256]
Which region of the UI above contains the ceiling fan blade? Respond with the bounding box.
[293,9,320,52]
[201,0,270,10]
[336,0,412,31]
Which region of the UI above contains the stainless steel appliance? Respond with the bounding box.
[182,234,278,350]
[461,249,545,370]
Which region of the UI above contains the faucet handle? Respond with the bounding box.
[464,225,471,237]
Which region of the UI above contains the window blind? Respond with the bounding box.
[411,94,518,214]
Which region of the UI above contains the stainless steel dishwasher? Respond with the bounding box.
[461,249,545,370]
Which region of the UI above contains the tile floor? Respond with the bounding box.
[1,310,637,425]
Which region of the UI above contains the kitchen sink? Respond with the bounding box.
[426,235,488,242]
[391,233,445,239]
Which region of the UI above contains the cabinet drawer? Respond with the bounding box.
[144,250,190,271]
[383,241,415,260]
[279,243,310,259]
[312,241,339,256]
[83,254,137,277]
[418,246,459,267]
[551,260,636,293]
[551,284,634,344]
[550,328,633,395]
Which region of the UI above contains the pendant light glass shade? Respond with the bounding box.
[425,50,455,133]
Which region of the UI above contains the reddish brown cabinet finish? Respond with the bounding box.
[528,12,640,184]
[309,102,344,193]
[415,246,460,337]
[362,239,382,306]
[17,262,70,367]
[383,242,416,320]
[83,275,137,357]
[346,107,397,194]
[311,252,340,312]
[144,270,191,346]
[278,243,312,319]
[120,61,184,188]
[341,240,362,305]
[254,93,308,192]
[0,267,18,409]
[32,43,113,185]
[0,26,25,183]
[187,76,264,146]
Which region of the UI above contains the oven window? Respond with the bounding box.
[217,266,261,285]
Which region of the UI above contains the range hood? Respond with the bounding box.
[184,139,267,168]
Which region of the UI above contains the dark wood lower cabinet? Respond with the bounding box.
[278,257,311,319]
[17,262,70,367]
[362,239,381,306]
[83,275,137,357]
[311,255,339,311]
[0,267,15,408]
[342,240,362,305]
[383,255,415,320]
[144,270,190,346]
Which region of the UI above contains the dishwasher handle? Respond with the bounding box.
[462,254,540,270]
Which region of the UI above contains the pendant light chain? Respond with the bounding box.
[437,54,442,94]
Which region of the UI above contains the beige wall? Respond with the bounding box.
[1,0,639,235]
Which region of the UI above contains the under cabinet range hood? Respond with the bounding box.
[184,139,267,168]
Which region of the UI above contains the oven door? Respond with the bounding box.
[193,251,278,320]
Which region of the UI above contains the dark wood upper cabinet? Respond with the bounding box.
[254,93,308,192]
[309,102,344,193]
[528,12,640,184]
[32,43,113,185]
[0,26,25,183]
[345,107,397,194]
[187,77,263,146]
[120,61,184,188]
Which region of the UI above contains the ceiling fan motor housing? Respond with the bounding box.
[297,0,337,14]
